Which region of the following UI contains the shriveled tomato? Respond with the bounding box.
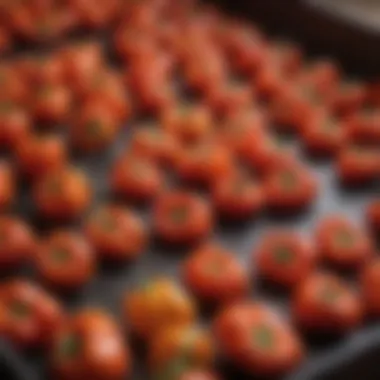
[205,81,253,117]
[71,100,119,152]
[361,257,380,316]
[51,309,130,380]
[212,171,264,219]
[344,108,380,145]
[337,145,380,185]
[85,205,147,261]
[111,155,163,202]
[214,302,304,376]
[161,104,213,144]
[183,244,249,305]
[367,200,380,235]
[0,161,15,210]
[292,272,363,333]
[176,141,234,187]
[0,279,63,348]
[124,277,196,340]
[0,216,35,269]
[149,325,214,379]
[35,230,95,290]
[301,110,346,156]
[15,133,67,180]
[264,160,317,212]
[316,215,374,269]
[153,191,213,244]
[33,166,92,220]
[0,102,31,150]
[0,27,10,54]
[32,84,71,124]
[256,230,317,288]
[129,124,181,166]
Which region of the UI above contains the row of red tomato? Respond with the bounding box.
[0,0,379,379]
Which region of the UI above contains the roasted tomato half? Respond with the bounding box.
[0,161,15,210]
[33,166,92,220]
[179,371,219,380]
[35,230,95,290]
[214,302,304,376]
[149,325,214,379]
[292,272,363,334]
[0,280,63,348]
[337,145,380,185]
[85,205,147,261]
[361,257,380,317]
[153,192,213,245]
[124,277,196,340]
[182,244,249,306]
[15,133,67,180]
[264,160,317,212]
[51,309,130,380]
[0,216,35,269]
[212,171,264,219]
[256,230,317,288]
[316,215,374,269]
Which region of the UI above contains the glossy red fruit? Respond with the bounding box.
[85,205,147,261]
[35,230,95,290]
[293,272,363,334]
[256,230,317,288]
[316,215,374,269]
[15,133,67,180]
[33,166,92,220]
[153,192,213,245]
[0,216,35,270]
[111,155,163,203]
[0,279,63,348]
[212,171,264,219]
[264,160,318,212]
[214,302,304,376]
[337,145,380,185]
[183,244,249,306]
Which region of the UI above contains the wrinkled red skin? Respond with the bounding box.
[344,110,380,145]
[0,161,15,210]
[367,200,380,235]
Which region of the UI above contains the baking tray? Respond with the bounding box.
[1,1,380,380]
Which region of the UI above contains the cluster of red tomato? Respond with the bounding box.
[0,0,379,379]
